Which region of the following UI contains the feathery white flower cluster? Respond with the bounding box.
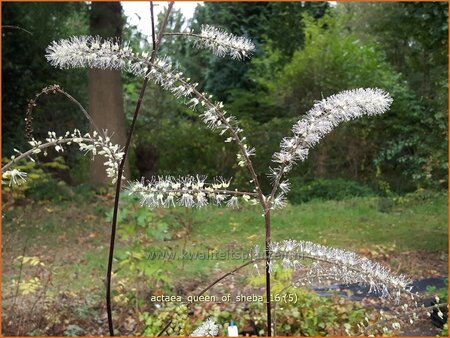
[2,169,28,186]
[191,25,255,60]
[46,36,132,71]
[46,37,197,100]
[190,318,219,337]
[46,37,254,169]
[128,176,256,208]
[3,129,124,185]
[268,240,411,299]
[72,130,125,182]
[269,88,392,203]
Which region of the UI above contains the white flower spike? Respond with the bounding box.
[193,25,255,60]
[269,88,392,202]
[128,176,257,208]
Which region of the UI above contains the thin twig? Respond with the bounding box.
[147,52,274,335]
[25,84,101,140]
[106,2,174,336]
[264,209,272,336]
[150,2,156,49]
[2,25,33,35]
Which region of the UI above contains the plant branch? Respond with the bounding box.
[151,58,274,335]
[2,137,95,172]
[264,211,272,336]
[149,59,274,335]
[150,2,156,50]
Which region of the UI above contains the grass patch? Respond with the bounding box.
[2,192,447,292]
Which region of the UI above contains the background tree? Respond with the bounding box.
[89,1,129,185]
[2,2,89,183]
[340,2,448,190]
[2,1,447,192]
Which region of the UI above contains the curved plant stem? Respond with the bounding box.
[2,25,33,35]
[24,84,101,141]
[106,2,174,336]
[2,137,97,172]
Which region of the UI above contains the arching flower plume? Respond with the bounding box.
[269,88,392,206]
[268,240,411,299]
[46,36,255,169]
[2,129,124,184]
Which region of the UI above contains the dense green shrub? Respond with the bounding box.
[288,178,375,204]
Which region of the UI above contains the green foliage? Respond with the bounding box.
[140,304,190,336]
[426,279,448,303]
[3,1,447,195]
[2,156,73,203]
[247,267,380,336]
[107,195,171,242]
[63,325,84,336]
[106,194,173,289]
[288,178,375,204]
[264,12,446,191]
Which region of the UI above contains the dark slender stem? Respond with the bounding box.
[149,55,273,335]
[106,2,174,336]
[25,84,101,140]
[157,319,173,337]
[161,29,272,335]
[106,75,149,338]
[150,2,156,49]
[264,209,272,336]
[197,259,260,298]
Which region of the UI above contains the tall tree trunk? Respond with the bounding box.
[89,2,129,185]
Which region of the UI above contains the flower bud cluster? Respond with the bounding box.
[44,129,124,182]
[128,176,256,208]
